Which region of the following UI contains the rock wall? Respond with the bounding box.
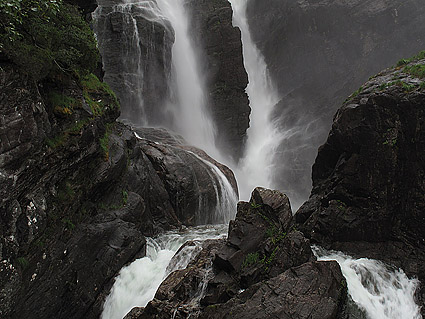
[295,55,425,314]
[93,0,175,127]
[186,0,250,161]
[0,62,237,318]
[246,0,425,204]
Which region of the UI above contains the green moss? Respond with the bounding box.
[80,73,119,111]
[48,91,80,116]
[45,134,66,149]
[396,50,425,68]
[16,256,29,269]
[403,64,425,79]
[62,218,75,230]
[242,252,259,269]
[122,190,128,205]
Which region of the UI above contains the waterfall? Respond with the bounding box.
[313,246,423,319]
[189,152,238,224]
[101,225,227,319]
[227,0,282,203]
[155,0,220,159]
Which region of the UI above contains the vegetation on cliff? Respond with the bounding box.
[0,0,98,80]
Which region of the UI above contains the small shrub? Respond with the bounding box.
[242,252,259,269]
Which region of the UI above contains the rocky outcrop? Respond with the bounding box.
[246,0,425,206]
[93,0,175,126]
[0,62,237,318]
[129,188,347,319]
[200,261,347,319]
[184,0,250,161]
[295,55,425,312]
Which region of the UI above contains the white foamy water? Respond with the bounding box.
[101,225,228,319]
[313,246,422,319]
[190,152,238,224]
[156,0,218,158]
[227,0,282,202]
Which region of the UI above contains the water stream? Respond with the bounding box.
[313,246,422,319]
[101,225,228,319]
[228,0,282,203]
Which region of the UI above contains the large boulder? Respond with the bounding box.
[246,0,425,207]
[203,187,314,305]
[186,0,250,161]
[295,55,425,311]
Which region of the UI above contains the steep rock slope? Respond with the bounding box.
[186,0,250,161]
[0,63,237,318]
[246,0,425,203]
[295,54,425,312]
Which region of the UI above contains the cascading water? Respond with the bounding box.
[190,152,238,224]
[313,246,423,319]
[227,0,282,203]
[155,0,219,159]
[101,225,227,319]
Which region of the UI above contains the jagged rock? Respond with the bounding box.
[200,261,347,319]
[131,239,225,319]
[295,57,425,313]
[183,0,250,161]
[246,0,425,208]
[203,188,314,305]
[93,0,175,126]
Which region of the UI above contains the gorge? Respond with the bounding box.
[0,0,425,318]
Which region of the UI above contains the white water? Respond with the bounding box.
[102,225,227,319]
[156,0,219,159]
[313,246,422,319]
[227,0,283,203]
[190,152,238,224]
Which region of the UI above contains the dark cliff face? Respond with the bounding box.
[295,55,425,312]
[186,0,250,162]
[93,0,175,127]
[0,62,237,318]
[246,0,425,204]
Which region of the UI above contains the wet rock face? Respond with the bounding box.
[0,62,237,318]
[200,261,347,319]
[246,0,425,206]
[128,188,347,319]
[295,58,425,312]
[93,0,175,127]
[186,0,250,162]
